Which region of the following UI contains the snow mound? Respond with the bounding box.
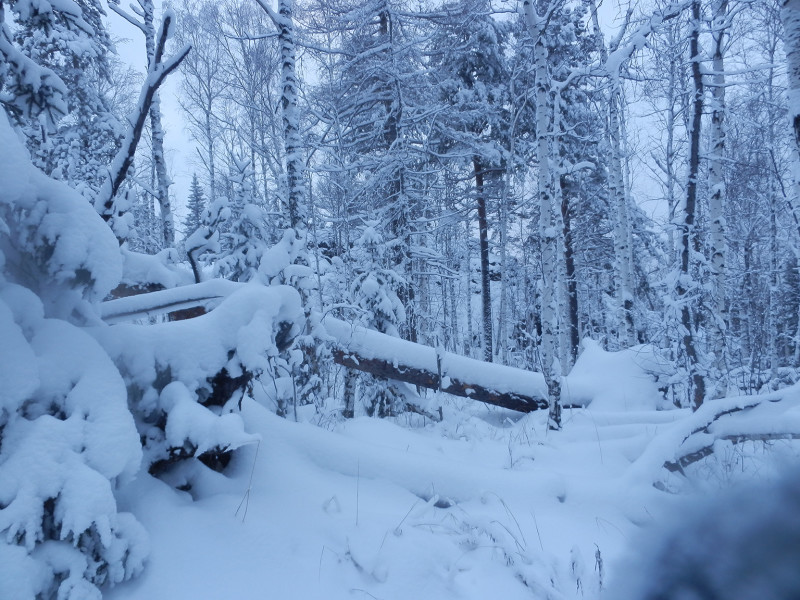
[93,283,304,472]
[0,113,121,315]
[564,339,669,411]
[0,283,146,600]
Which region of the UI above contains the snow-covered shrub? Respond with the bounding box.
[349,222,407,417]
[0,113,147,599]
[93,284,304,478]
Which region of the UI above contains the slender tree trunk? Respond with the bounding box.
[276,0,306,232]
[474,156,493,362]
[784,0,800,198]
[708,0,729,386]
[524,0,562,429]
[465,218,476,357]
[142,1,174,248]
[561,175,580,365]
[680,0,706,410]
[608,90,635,348]
[588,0,634,348]
[551,92,573,370]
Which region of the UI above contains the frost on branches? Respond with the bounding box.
[0,112,146,599]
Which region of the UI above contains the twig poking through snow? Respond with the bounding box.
[235,439,261,523]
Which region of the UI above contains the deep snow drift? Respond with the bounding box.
[102,356,800,600]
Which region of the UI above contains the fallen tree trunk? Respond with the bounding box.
[324,318,549,413]
[99,283,550,413]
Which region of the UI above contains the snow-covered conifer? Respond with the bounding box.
[183,173,206,239]
[350,221,407,417]
[214,157,271,283]
[0,111,147,600]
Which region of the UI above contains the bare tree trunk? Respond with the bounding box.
[474,156,493,362]
[561,175,580,365]
[97,9,189,239]
[708,0,729,386]
[277,0,305,232]
[680,0,706,410]
[141,1,174,248]
[784,0,800,193]
[523,0,562,429]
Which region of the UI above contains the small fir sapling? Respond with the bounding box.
[350,221,407,417]
[214,156,272,283]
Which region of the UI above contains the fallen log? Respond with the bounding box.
[99,282,551,413]
[324,317,549,413]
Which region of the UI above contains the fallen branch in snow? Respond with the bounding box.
[100,279,241,323]
[659,390,800,475]
[664,432,800,473]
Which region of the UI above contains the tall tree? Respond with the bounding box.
[429,0,513,362]
[523,0,563,429]
[108,0,176,248]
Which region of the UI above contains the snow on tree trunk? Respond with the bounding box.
[140,0,175,248]
[273,0,306,233]
[784,0,800,202]
[708,0,729,383]
[524,0,562,430]
[474,156,494,363]
[679,0,706,410]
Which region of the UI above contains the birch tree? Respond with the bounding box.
[523,0,563,429]
[707,0,730,386]
[108,0,177,248]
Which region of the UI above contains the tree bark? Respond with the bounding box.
[680,0,706,410]
[708,0,728,382]
[524,0,562,429]
[474,156,494,362]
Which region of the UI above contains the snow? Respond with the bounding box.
[119,247,193,290]
[563,339,669,411]
[102,394,685,600]
[0,112,122,311]
[325,316,549,401]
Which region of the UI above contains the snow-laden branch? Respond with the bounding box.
[96,11,190,228]
[107,0,147,34]
[604,1,689,80]
[627,385,800,482]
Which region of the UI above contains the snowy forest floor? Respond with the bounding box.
[104,371,800,600]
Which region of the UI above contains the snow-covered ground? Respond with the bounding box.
[98,332,800,600]
[100,360,749,600]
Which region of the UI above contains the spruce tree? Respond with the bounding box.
[183,173,207,239]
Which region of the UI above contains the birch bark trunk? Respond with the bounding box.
[680,0,706,410]
[523,0,562,429]
[708,0,729,384]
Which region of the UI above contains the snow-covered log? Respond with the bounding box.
[325,318,549,412]
[99,282,550,412]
